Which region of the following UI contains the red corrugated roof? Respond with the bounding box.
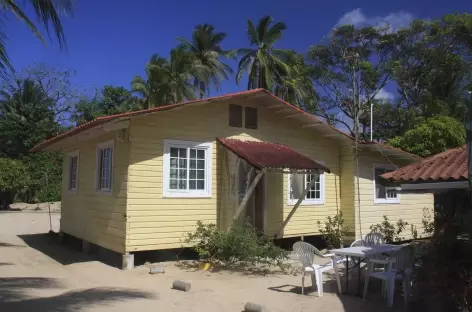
[218,138,330,172]
[381,145,467,183]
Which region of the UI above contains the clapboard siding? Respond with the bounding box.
[60,132,129,253]
[126,100,342,251]
[354,149,434,239]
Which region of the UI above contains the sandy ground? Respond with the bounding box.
[0,212,406,312]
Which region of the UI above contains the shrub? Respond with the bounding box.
[422,207,435,236]
[317,212,349,248]
[370,215,408,243]
[184,220,288,268]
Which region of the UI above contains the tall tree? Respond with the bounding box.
[0,0,74,71]
[132,47,200,107]
[178,24,232,97]
[0,79,58,157]
[72,86,139,125]
[392,18,472,122]
[273,52,316,109]
[236,16,290,90]
[307,25,398,137]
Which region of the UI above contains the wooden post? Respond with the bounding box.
[275,173,318,238]
[233,168,266,221]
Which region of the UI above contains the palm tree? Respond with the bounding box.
[131,47,201,108]
[0,0,73,71]
[236,16,290,90]
[274,52,316,108]
[178,24,232,98]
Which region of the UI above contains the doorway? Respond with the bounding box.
[239,161,266,233]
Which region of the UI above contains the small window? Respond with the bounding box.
[163,139,212,198]
[288,172,324,205]
[68,151,79,192]
[245,107,258,129]
[229,104,242,127]
[373,165,399,204]
[96,141,114,192]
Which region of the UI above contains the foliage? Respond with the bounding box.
[422,207,436,236]
[0,78,59,158]
[412,190,472,311]
[185,220,289,268]
[23,152,62,202]
[131,47,201,108]
[388,116,466,157]
[307,25,398,137]
[0,158,30,193]
[0,0,73,71]
[178,24,233,97]
[370,215,408,243]
[317,212,349,249]
[236,16,291,90]
[72,85,139,124]
[274,52,317,109]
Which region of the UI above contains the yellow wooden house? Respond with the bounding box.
[32,89,434,268]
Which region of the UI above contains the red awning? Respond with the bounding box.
[218,138,330,173]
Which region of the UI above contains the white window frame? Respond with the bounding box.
[67,150,79,193]
[287,171,325,206]
[95,140,114,194]
[373,164,400,204]
[163,139,213,198]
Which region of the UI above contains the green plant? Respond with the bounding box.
[370,215,409,243]
[317,212,349,248]
[184,220,288,269]
[422,207,435,235]
[411,224,419,240]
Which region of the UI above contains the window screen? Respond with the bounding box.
[229,104,243,127]
[245,107,258,129]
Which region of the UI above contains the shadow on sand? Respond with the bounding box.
[268,271,407,312]
[0,277,157,312]
[17,234,93,266]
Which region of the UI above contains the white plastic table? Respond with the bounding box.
[330,244,402,295]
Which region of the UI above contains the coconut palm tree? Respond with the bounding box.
[132,47,201,108]
[178,24,232,98]
[274,52,316,108]
[0,0,73,71]
[236,16,290,90]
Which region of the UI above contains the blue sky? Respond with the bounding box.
[6,0,472,97]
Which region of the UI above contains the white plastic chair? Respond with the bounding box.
[293,241,342,296]
[363,245,414,307]
[364,232,386,246]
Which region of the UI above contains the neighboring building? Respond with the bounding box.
[32,89,434,268]
[381,145,468,189]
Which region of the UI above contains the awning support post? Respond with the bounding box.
[274,173,318,239]
[233,168,267,222]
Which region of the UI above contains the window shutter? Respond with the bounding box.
[229,104,243,127]
[245,107,258,129]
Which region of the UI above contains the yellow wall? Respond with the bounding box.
[340,144,356,235]
[126,100,342,252]
[353,149,434,239]
[60,132,129,253]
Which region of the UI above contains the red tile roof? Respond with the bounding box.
[381,145,467,183]
[218,138,330,172]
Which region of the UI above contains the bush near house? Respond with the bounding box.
[317,212,349,249]
[184,220,289,269]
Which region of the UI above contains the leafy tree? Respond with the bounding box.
[392,18,472,121]
[307,25,398,137]
[178,24,233,97]
[0,158,30,208]
[132,47,200,107]
[0,79,59,157]
[0,0,74,71]
[72,85,138,124]
[388,116,466,157]
[236,16,290,90]
[274,52,317,109]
